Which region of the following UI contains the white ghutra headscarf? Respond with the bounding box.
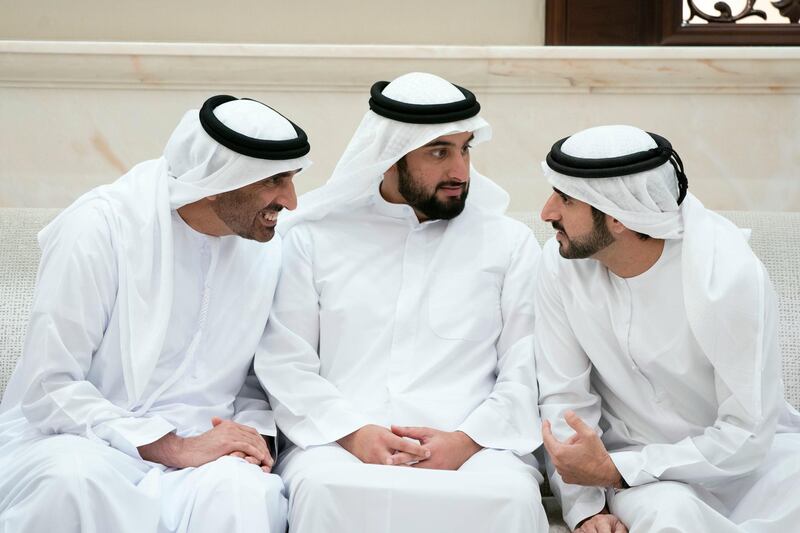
[280,72,509,232]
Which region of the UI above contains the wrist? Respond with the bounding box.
[609,465,628,489]
[455,431,482,453]
[168,433,188,468]
[138,432,185,468]
[336,425,366,450]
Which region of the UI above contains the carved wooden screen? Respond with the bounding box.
[545,0,800,45]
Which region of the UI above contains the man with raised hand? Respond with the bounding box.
[535,124,800,532]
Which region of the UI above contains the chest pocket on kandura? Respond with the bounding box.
[427,272,502,342]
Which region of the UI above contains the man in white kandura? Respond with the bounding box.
[255,72,549,532]
[0,95,312,533]
[535,124,800,533]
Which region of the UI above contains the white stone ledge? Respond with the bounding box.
[1,41,799,94]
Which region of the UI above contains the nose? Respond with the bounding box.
[450,151,470,183]
[540,192,560,223]
[277,179,298,211]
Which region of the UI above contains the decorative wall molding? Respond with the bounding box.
[2,41,800,94]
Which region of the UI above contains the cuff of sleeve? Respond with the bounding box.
[457,407,538,455]
[610,450,659,488]
[283,403,371,449]
[93,416,176,460]
[563,492,607,530]
[232,410,277,437]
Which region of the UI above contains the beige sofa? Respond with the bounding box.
[1,208,798,532]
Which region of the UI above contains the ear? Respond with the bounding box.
[383,162,399,180]
[608,216,627,235]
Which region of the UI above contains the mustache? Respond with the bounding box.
[436,181,467,190]
[552,221,565,232]
[260,204,284,214]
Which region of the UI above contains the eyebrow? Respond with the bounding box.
[552,187,572,200]
[265,170,300,181]
[424,133,475,149]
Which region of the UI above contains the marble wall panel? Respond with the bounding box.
[1,44,798,213]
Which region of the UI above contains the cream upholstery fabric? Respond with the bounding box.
[0,208,60,395]
[0,207,795,533]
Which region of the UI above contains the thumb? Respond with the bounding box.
[391,425,432,440]
[564,410,593,436]
[211,416,224,427]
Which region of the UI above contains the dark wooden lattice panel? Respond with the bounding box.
[545,0,800,45]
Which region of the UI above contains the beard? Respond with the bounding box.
[396,160,468,221]
[553,210,615,259]
[211,189,281,243]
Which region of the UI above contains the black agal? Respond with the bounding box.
[368,81,481,124]
[546,132,688,204]
[199,95,310,160]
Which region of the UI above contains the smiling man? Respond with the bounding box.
[0,95,311,533]
[534,125,800,532]
[255,72,548,533]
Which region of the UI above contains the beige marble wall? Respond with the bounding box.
[0,0,546,45]
[1,43,798,212]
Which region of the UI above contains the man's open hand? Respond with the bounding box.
[390,426,482,471]
[542,411,622,487]
[337,424,430,466]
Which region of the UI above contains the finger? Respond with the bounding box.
[386,451,422,466]
[243,455,260,465]
[387,434,430,459]
[211,416,224,427]
[262,449,274,468]
[229,451,246,459]
[261,464,272,473]
[227,441,265,462]
[233,426,269,456]
[541,420,562,454]
[565,433,581,445]
[390,425,432,441]
[232,423,267,445]
[564,410,593,436]
[614,521,628,533]
[598,518,612,533]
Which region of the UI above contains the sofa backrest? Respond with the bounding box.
[1,208,798,409]
[0,208,61,398]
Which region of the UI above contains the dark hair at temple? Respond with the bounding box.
[590,206,650,241]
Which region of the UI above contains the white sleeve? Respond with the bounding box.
[254,225,369,448]
[457,228,543,455]
[534,239,606,530]
[611,270,783,488]
[17,206,174,459]
[232,362,276,438]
